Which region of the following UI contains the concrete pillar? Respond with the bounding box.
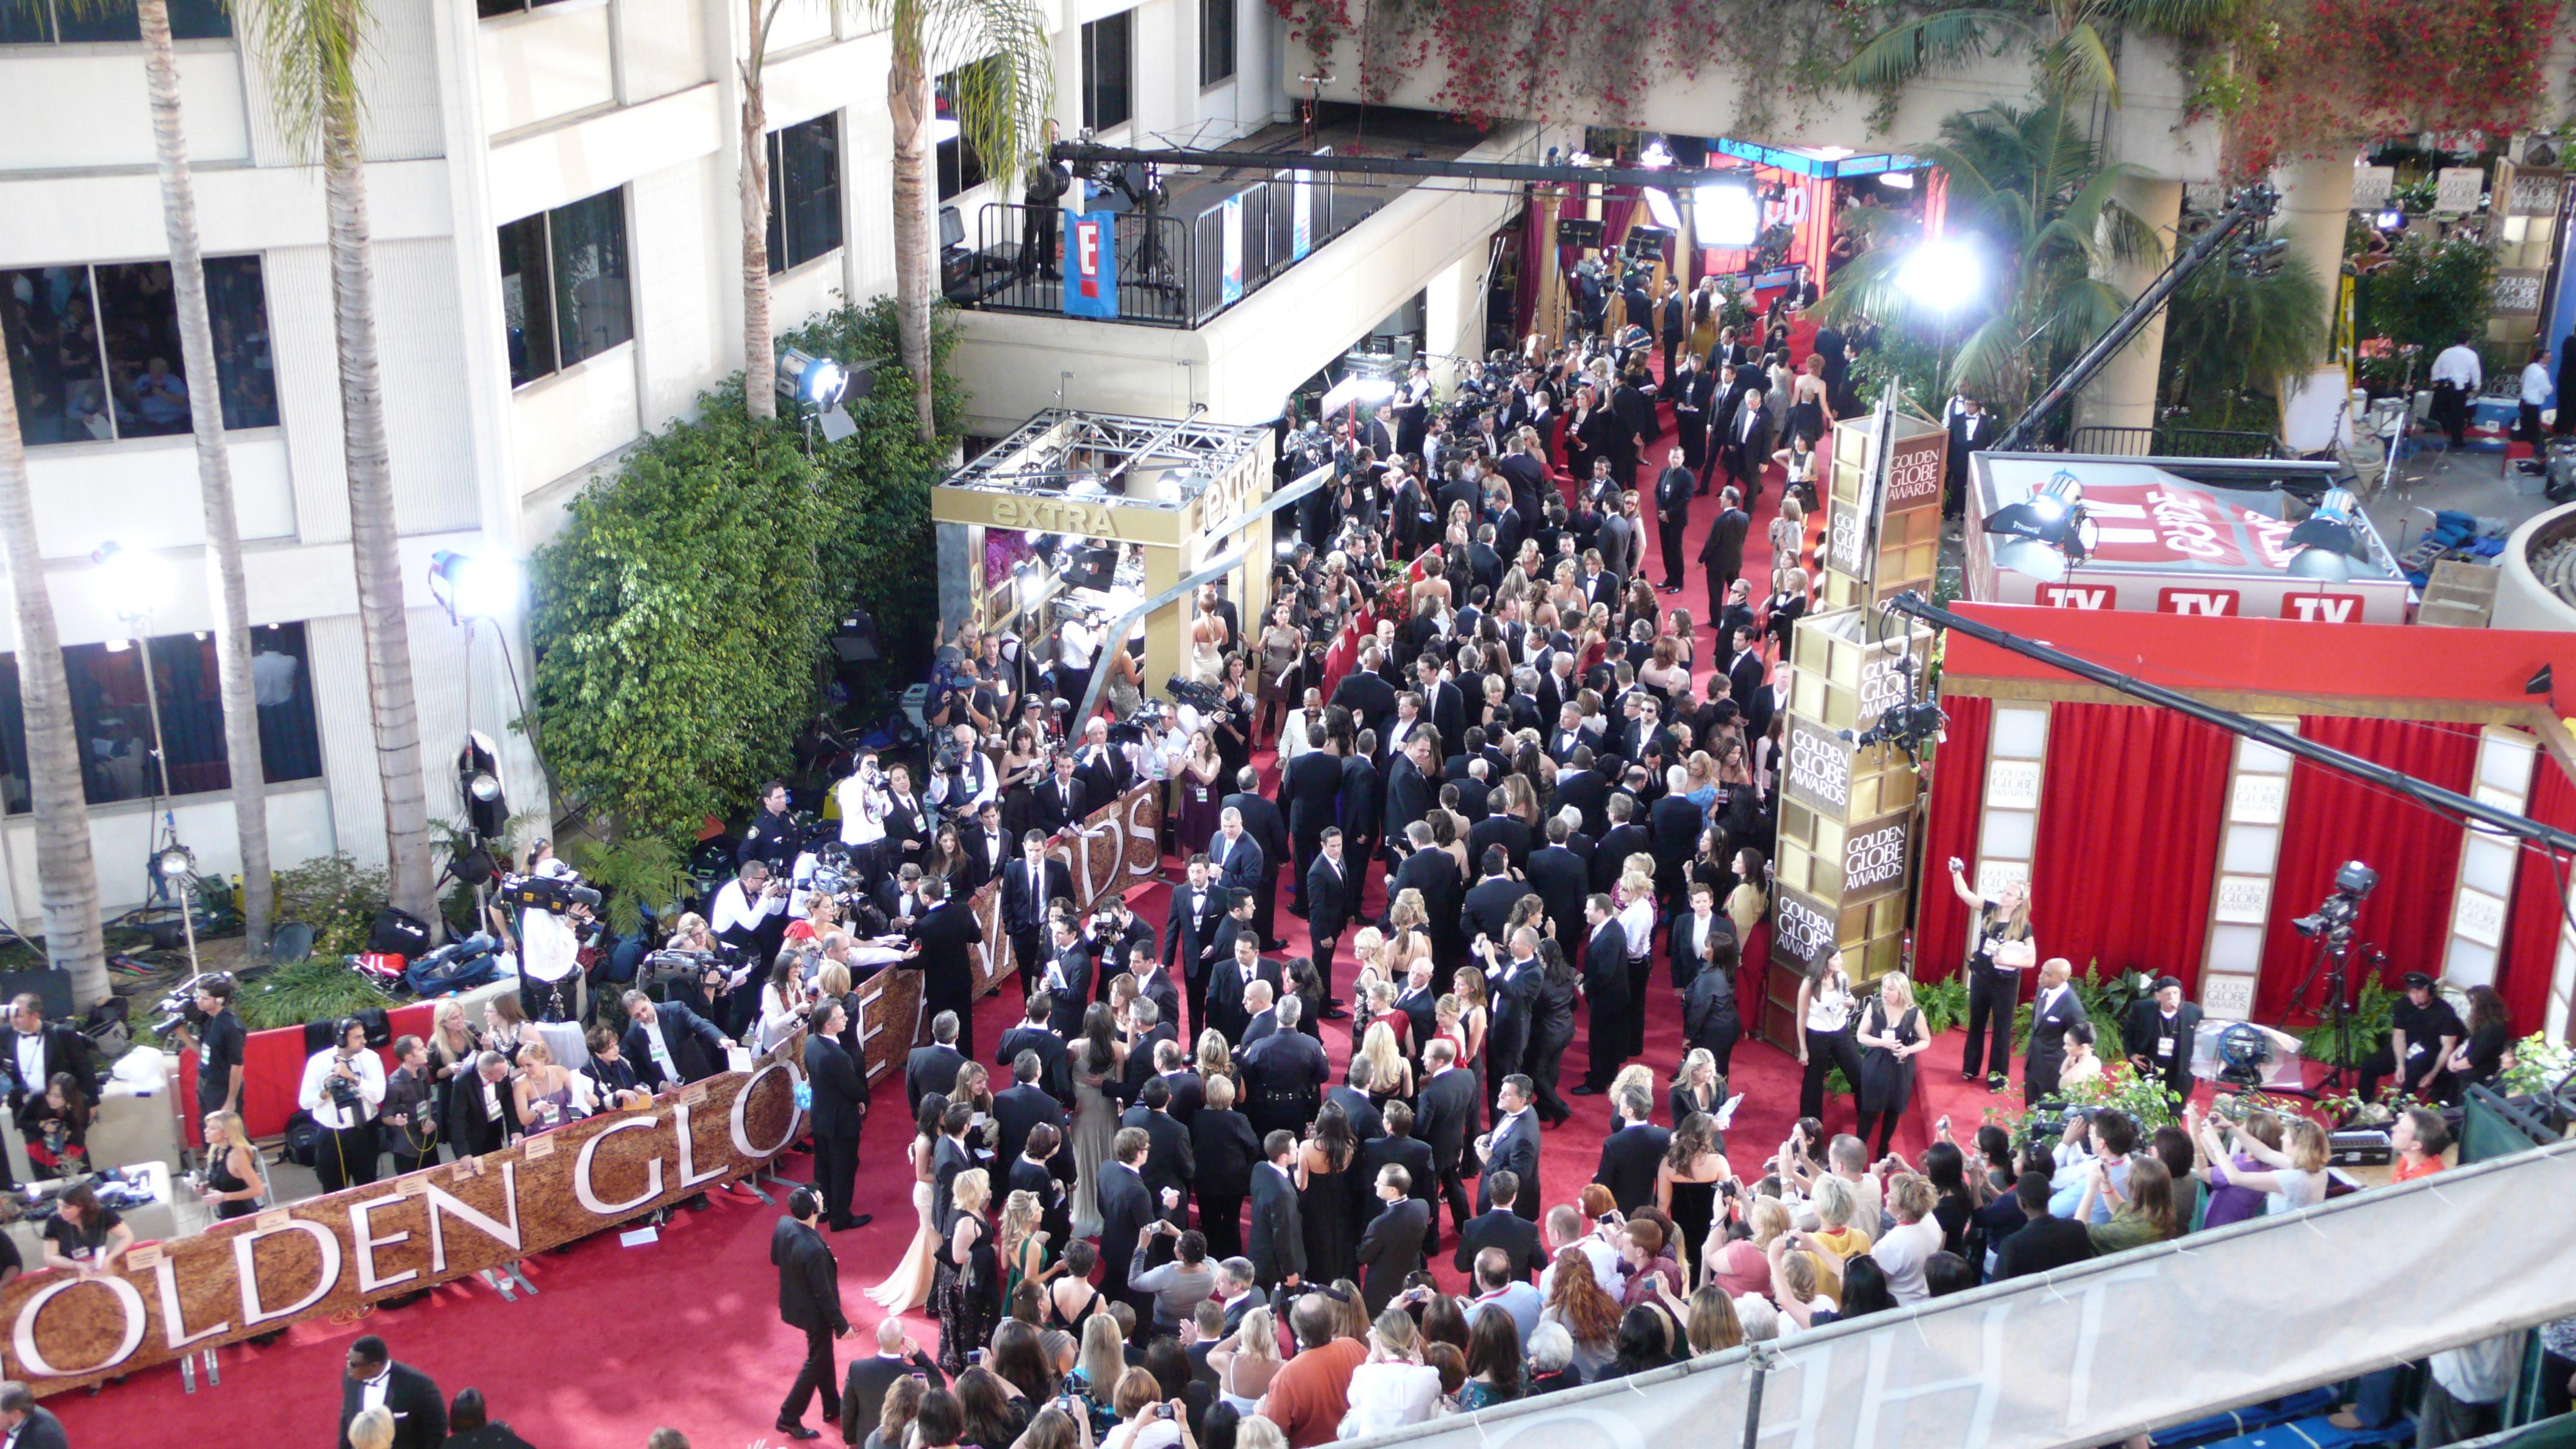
[2278,158,2355,367]
[2073,175,2183,436]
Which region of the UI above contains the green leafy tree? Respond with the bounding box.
[527,296,954,846]
[2158,248,2328,431]
[1818,98,2161,426]
[2354,229,2499,357]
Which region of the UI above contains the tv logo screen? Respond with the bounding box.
[2158,587,2239,615]
[2281,592,2363,623]
[2036,584,2115,609]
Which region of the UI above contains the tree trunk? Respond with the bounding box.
[320,77,436,930]
[740,0,776,421]
[140,0,271,954]
[0,357,107,1005]
[888,30,938,445]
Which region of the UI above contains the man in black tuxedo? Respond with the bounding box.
[804,1001,872,1231]
[1340,729,1383,868]
[1945,393,1992,519]
[2023,957,2091,1103]
[992,1049,1067,1172]
[1322,1077,1383,1145]
[1525,815,1590,959]
[1207,932,1281,1050]
[0,1386,67,1449]
[1592,796,1650,893]
[1670,353,1714,476]
[1097,1128,1168,1315]
[1549,745,1611,837]
[339,1336,446,1449]
[1087,895,1156,1004]
[1577,896,1631,1094]
[1209,810,1267,937]
[1037,917,1093,1038]
[1283,733,1345,921]
[1329,645,1398,740]
[839,1320,945,1448]
[1415,1040,1479,1240]
[1147,1037,1203,1124]
[1391,957,1439,1050]
[1413,656,1467,756]
[1700,485,1748,623]
[996,998,1072,1106]
[1592,1086,1669,1214]
[959,800,1011,892]
[2120,975,2203,1102]
[905,1012,968,1115]
[1222,771,1293,950]
[903,878,984,1060]
[1118,1076,1198,1213]
[1386,820,1461,963]
[446,1051,520,1156]
[1459,846,1534,951]
[1129,947,1185,1053]
[1466,798,1534,879]
[1648,770,1705,912]
[1655,276,1688,382]
[1164,854,1226,1040]
[1356,1096,1436,1247]
[1453,1175,1545,1279]
[1382,732,1436,859]
[1029,751,1087,836]
[1354,1165,1431,1314]
[1000,831,1073,1006]
[1072,715,1131,807]
[1723,383,1772,502]
[1723,623,1767,724]
[1652,447,1694,592]
[771,1188,853,1439]
[620,991,734,1091]
[1239,997,1328,1142]
[1247,1130,1306,1291]
[1473,1075,1543,1221]
[1304,829,1356,988]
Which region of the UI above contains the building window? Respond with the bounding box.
[496,187,634,388]
[0,0,229,43]
[474,0,578,16]
[935,66,991,203]
[767,113,844,275]
[1081,12,1132,133]
[0,622,323,814]
[1199,0,1235,87]
[0,256,277,447]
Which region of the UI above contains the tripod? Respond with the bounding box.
[2277,932,2375,1098]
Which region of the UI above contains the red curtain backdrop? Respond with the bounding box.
[1913,693,1992,984]
[1598,185,1638,253]
[2498,759,2576,1036]
[2255,717,2483,1022]
[2024,703,2234,995]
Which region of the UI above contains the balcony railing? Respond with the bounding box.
[959,166,1350,328]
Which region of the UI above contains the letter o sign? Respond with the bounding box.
[13,1274,146,1378]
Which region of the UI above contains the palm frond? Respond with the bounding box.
[1833,9,2034,91]
[1949,313,2030,399]
[238,0,373,162]
[2040,20,2122,103]
[2114,0,2238,38]
[917,0,1056,177]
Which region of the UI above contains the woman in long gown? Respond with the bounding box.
[1068,1006,1126,1239]
[868,1094,949,1312]
[1655,1112,1730,1276]
[934,1168,1000,1374]
[1188,593,1229,684]
[1297,1101,1364,1286]
[1175,730,1226,858]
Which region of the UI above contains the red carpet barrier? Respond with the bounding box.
[5,1041,803,1397]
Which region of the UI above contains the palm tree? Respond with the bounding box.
[739,0,789,423]
[1817,99,2163,424]
[2159,250,2328,431]
[137,0,273,953]
[0,363,109,1006]
[868,0,1051,443]
[243,0,437,925]
[1836,0,2232,104]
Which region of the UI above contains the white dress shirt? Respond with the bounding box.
[2431,343,2484,390]
[835,773,887,845]
[712,879,786,937]
[2524,360,2553,406]
[298,1047,387,1130]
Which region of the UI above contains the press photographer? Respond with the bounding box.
[298,1016,387,1192]
[925,722,1001,821]
[498,857,601,1025]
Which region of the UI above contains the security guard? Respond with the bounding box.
[1237,998,1328,1142]
[740,780,798,870]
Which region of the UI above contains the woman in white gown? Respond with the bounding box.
[1068,1004,1127,1239]
[1187,593,1229,684]
[866,1093,946,1312]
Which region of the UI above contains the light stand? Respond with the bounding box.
[93,542,201,983]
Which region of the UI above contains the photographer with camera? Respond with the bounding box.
[925,723,1000,824]
[712,860,795,1026]
[512,856,598,1025]
[835,749,893,871]
[298,1015,387,1190]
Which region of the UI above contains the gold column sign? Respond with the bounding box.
[1820,390,1947,610]
[1761,607,1933,1046]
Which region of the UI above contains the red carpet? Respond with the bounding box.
[54,346,1930,1449]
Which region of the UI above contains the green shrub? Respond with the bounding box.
[1916,975,1971,1036]
[272,853,392,960]
[234,959,391,1032]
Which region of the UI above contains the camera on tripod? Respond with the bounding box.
[2292,860,2378,940]
[495,871,601,917]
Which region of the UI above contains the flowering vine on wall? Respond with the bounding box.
[2214,0,2562,173]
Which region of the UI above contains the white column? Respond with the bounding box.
[2200,718,2298,1021]
[1970,704,2050,955]
[2277,159,2356,373]
[2441,728,2539,986]
[2073,175,2183,436]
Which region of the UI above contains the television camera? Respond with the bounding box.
[495,871,602,917]
[2291,859,2378,942]
[147,970,237,1040]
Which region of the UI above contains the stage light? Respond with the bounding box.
[1986,468,2095,579]
[776,347,851,412]
[1898,237,1983,313]
[1878,170,1916,190]
[2374,209,2405,231]
[428,550,518,623]
[154,843,196,880]
[1639,137,1674,168]
[1693,181,1759,246]
[1642,188,1680,230]
[90,540,164,618]
[2285,487,2366,579]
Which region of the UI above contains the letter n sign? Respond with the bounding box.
[1064,211,1119,319]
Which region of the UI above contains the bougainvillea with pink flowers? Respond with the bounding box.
[2219,0,2562,173]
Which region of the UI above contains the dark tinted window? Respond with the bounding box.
[1082,12,1132,132]
[497,187,633,387]
[767,112,845,274]
[936,66,990,202]
[1,257,274,446]
[1200,0,1234,87]
[496,213,556,387]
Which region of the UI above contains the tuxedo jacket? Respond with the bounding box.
[341,1362,448,1449]
[1000,857,1074,937]
[1478,1111,1542,1219]
[1165,882,1228,980]
[1247,1161,1306,1286]
[1594,1122,1670,1214]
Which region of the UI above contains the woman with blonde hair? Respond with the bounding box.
[1195,1030,1235,1089]
[427,999,483,1086]
[1710,1195,1786,1300]
[1386,888,1428,940]
[937,1168,1001,1372]
[1682,1284,1744,1356]
[1852,971,1926,1156]
[998,1188,1054,1306]
[197,1109,265,1220]
[1763,566,1809,660]
[509,1037,589,1134]
[1206,1304,1284,1413]
[1340,1306,1443,1434]
[1353,1020,1414,1104]
[347,1408,395,1449]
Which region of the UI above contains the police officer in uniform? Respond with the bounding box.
[740,781,799,871]
[1237,998,1328,1143]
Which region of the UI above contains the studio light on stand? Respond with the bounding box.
[1984,469,2098,583]
[776,345,870,454]
[427,549,518,626]
[92,540,202,981]
[1897,237,1983,315]
[2286,487,2367,582]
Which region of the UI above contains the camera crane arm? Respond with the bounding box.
[1992,185,2279,454]
[1881,590,2576,856]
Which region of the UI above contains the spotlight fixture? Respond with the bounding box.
[457,732,508,842]
[1877,170,1916,190]
[1639,137,1674,168]
[1897,237,1984,314]
[152,843,197,881]
[2374,209,2406,232]
[1984,468,2097,581]
[2286,487,2366,580]
[90,540,165,620]
[1692,180,1759,246]
[1642,188,1681,230]
[427,549,518,624]
[776,347,856,412]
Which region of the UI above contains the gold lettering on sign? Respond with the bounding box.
[988,495,1123,540]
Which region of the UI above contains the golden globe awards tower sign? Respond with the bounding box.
[1820,392,1948,610]
[1760,605,1936,1048]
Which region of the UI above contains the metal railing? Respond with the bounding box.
[966,164,1348,328]
[2065,423,2291,459]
